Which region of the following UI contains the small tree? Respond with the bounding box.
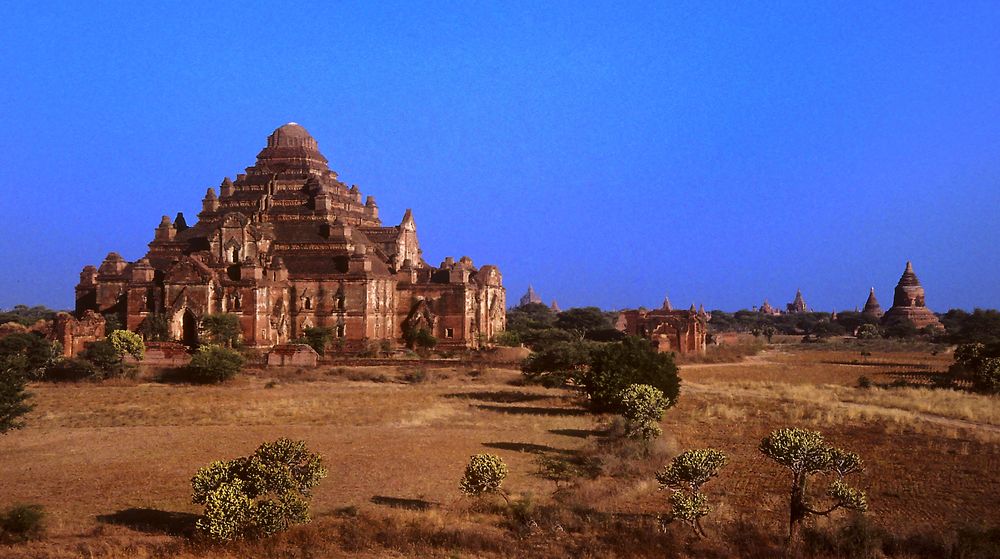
[201,314,241,348]
[187,345,245,383]
[460,453,510,505]
[80,340,127,378]
[951,343,1000,394]
[582,336,680,413]
[656,448,728,537]
[138,313,170,342]
[108,330,144,362]
[301,326,334,356]
[617,383,669,441]
[0,358,33,434]
[856,324,881,340]
[759,428,868,543]
[0,333,55,380]
[191,438,327,541]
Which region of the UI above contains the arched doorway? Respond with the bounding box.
[182,309,198,347]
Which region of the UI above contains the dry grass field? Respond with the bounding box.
[1,346,998,558]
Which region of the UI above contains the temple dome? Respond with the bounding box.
[267,123,318,149]
[255,122,328,171]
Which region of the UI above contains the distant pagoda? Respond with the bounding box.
[786,289,808,313]
[862,287,883,318]
[880,262,942,330]
[518,285,543,307]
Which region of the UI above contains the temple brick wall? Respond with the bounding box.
[73,123,505,355]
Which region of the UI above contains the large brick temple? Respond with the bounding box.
[70,123,506,352]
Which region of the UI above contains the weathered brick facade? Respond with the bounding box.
[615,299,708,355]
[73,123,505,353]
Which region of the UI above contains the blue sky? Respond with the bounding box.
[1,1,998,312]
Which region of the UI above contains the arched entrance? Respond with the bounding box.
[182,309,198,347]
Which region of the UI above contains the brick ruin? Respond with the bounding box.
[881,261,943,330]
[72,123,506,353]
[615,297,708,354]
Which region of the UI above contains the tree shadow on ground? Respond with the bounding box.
[444,390,552,404]
[96,508,199,536]
[482,441,577,456]
[370,495,439,511]
[473,404,589,416]
[548,428,606,439]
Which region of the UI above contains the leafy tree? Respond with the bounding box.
[523,336,680,413]
[617,384,669,441]
[521,340,595,387]
[882,321,918,339]
[191,438,327,541]
[460,453,510,505]
[138,313,170,342]
[201,314,241,348]
[759,428,868,543]
[300,326,334,355]
[0,305,58,327]
[582,336,680,413]
[942,308,1000,345]
[554,307,612,337]
[187,345,245,383]
[404,328,437,352]
[855,324,882,340]
[762,326,777,343]
[0,357,33,434]
[656,449,728,537]
[0,333,55,380]
[951,343,1000,393]
[80,340,125,378]
[834,311,879,336]
[108,330,144,361]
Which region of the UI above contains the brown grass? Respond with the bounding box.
[1,348,998,557]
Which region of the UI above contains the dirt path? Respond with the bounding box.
[684,381,1000,435]
[679,350,783,370]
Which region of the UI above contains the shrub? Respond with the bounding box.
[521,340,594,387]
[0,332,55,380]
[301,326,334,356]
[951,342,1000,394]
[201,314,242,348]
[0,358,33,434]
[0,504,44,542]
[617,384,669,441]
[856,324,881,339]
[581,337,680,412]
[108,329,145,361]
[187,345,245,383]
[460,453,510,505]
[80,340,123,376]
[44,357,97,382]
[759,427,868,543]
[656,448,728,537]
[191,438,327,541]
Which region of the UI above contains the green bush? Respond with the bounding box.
[617,384,669,441]
[80,340,122,374]
[0,358,33,434]
[301,326,334,356]
[581,337,680,412]
[759,428,868,543]
[108,329,145,361]
[45,357,98,382]
[201,314,242,348]
[951,342,1000,394]
[656,448,728,537]
[187,345,245,383]
[191,438,327,541]
[0,504,44,542]
[0,332,56,380]
[460,453,510,505]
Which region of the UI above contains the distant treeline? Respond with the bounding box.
[502,303,1000,350]
[706,308,1000,345]
[0,305,60,327]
